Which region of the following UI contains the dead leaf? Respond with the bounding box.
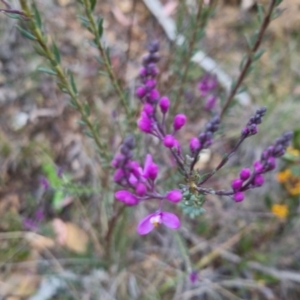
[0,273,40,298]
[0,194,20,215]
[52,218,89,254]
[25,232,55,251]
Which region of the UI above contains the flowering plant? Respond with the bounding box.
[112,42,293,235]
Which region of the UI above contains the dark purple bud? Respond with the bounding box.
[267,157,276,170]
[120,144,130,155]
[189,271,198,284]
[113,169,125,183]
[123,134,136,149]
[148,40,159,53]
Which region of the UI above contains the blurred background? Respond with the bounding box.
[0,0,300,299]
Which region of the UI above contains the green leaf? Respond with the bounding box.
[84,102,90,116]
[69,72,78,95]
[90,0,97,11]
[16,26,36,41]
[52,42,61,64]
[256,4,265,24]
[32,3,42,29]
[98,18,103,38]
[293,128,300,150]
[37,67,57,75]
[42,163,61,188]
[105,47,111,65]
[253,49,265,61]
[52,190,65,211]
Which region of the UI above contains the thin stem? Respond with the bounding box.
[173,0,204,113]
[220,0,277,118]
[82,0,131,117]
[1,0,26,16]
[19,0,107,160]
[196,136,246,185]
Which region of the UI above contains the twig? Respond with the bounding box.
[1,0,26,16]
[143,0,251,107]
[173,0,204,112]
[220,0,277,118]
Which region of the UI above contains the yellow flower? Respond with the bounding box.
[286,146,300,157]
[271,204,288,219]
[286,183,300,196]
[277,169,291,183]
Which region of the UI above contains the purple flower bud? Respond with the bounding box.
[143,103,154,115]
[148,163,159,180]
[139,67,147,77]
[166,190,182,203]
[163,135,176,148]
[138,112,152,133]
[111,154,125,168]
[115,190,139,206]
[145,79,156,90]
[136,182,147,196]
[231,179,243,191]
[240,168,251,181]
[189,271,198,284]
[249,124,258,135]
[254,161,264,173]
[136,86,146,99]
[234,192,244,202]
[113,169,124,183]
[267,157,276,170]
[254,174,264,186]
[148,89,160,102]
[242,127,249,136]
[204,95,217,110]
[173,114,187,131]
[190,137,200,152]
[40,177,49,190]
[159,96,170,114]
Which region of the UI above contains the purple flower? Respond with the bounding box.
[198,74,218,96]
[137,211,180,235]
[159,96,170,113]
[189,271,198,284]
[254,174,264,186]
[240,168,251,181]
[136,86,146,99]
[149,89,160,102]
[166,190,182,203]
[113,169,124,183]
[254,161,264,173]
[173,114,187,131]
[138,112,152,133]
[190,137,200,153]
[136,182,147,196]
[231,179,243,191]
[234,192,244,202]
[163,135,176,148]
[40,176,49,190]
[143,154,159,180]
[143,103,154,115]
[115,190,139,206]
[204,95,217,111]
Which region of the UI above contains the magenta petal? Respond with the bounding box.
[161,212,180,229]
[143,154,153,178]
[137,213,156,235]
[115,190,138,206]
[129,174,138,186]
[166,190,182,203]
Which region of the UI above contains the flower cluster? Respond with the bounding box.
[198,73,218,111]
[112,42,293,235]
[112,134,182,235]
[230,131,293,201]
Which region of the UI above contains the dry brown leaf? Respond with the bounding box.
[25,232,55,251]
[0,273,40,298]
[0,194,20,215]
[52,218,89,254]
